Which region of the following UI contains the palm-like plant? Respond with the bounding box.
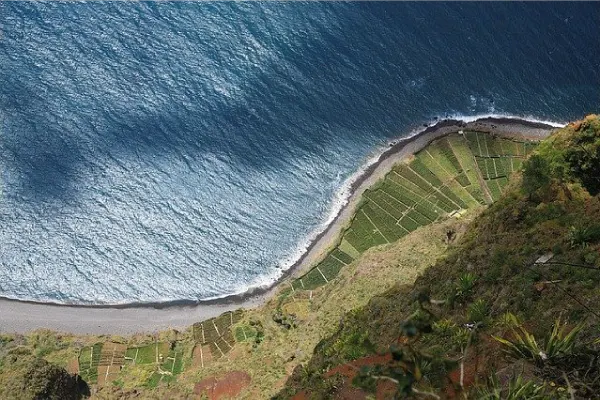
[467,299,488,324]
[457,273,477,298]
[474,373,549,400]
[493,318,584,364]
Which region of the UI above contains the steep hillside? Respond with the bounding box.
[277,115,600,399]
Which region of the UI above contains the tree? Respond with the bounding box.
[0,354,89,400]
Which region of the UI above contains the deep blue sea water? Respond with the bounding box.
[0,2,598,304]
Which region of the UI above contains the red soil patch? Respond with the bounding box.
[194,371,251,400]
[324,353,396,400]
[325,353,392,379]
[66,358,79,375]
[291,391,308,400]
[444,337,501,399]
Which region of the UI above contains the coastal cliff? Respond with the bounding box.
[0,116,599,399]
[277,115,600,399]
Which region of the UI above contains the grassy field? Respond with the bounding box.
[290,132,535,291]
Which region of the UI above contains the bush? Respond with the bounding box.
[473,373,550,400]
[467,299,489,324]
[0,355,88,400]
[493,318,584,365]
[522,155,552,199]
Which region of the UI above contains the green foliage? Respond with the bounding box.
[234,321,265,347]
[432,319,457,336]
[522,155,552,198]
[467,299,489,324]
[568,224,600,248]
[562,117,600,195]
[77,343,102,384]
[0,355,87,400]
[496,312,522,329]
[473,373,550,400]
[26,330,64,358]
[493,319,584,364]
[352,302,459,396]
[327,330,373,361]
[457,272,477,299]
[522,115,600,198]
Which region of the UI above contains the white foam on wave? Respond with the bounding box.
[445,112,567,128]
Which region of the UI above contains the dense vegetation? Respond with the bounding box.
[277,115,600,399]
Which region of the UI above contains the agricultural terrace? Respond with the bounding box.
[68,310,244,389]
[289,132,536,291]
[191,310,244,368]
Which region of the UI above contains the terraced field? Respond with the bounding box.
[290,132,536,291]
[77,339,187,388]
[192,310,244,364]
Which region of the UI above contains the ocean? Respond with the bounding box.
[0,2,598,304]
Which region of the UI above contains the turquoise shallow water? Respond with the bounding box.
[0,2,598,304]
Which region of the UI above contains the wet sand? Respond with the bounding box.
[0,117,559,334]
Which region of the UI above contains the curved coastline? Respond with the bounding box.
[0,115,562,334]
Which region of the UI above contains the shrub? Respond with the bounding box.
[467,299,489,324]
[522,155,552,199]
[493,318,584,364]
[473,373,550,400]
[456,272,477,300]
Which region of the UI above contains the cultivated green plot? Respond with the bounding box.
[318,255,345,281]
[234,325,261,343]
[366,191,405,220]
[399,214,421,232]
[438,138,464,173]
[409,159,443,188]
[192,310,243,354]
[143,345,185,388]
[78,343,103,384]
[393,165,434,193]
[416,150,455,182]
[363,202,406,242]
[289,131,537,292]
[331,248,354,265]
[425,141,461,176]
[447,135,490,204]
[300,268,329,290]
[338,238,360,259]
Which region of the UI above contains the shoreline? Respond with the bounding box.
[0,116,559,334]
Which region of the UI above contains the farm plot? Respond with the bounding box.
[96,342,127,386]
[446,135,489,204]
[192,310,243,361]
[125,342,169,365]
[78,343,102,384]
[146,345,185,387]
[464,132,536,201]
[287,131,537,293]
